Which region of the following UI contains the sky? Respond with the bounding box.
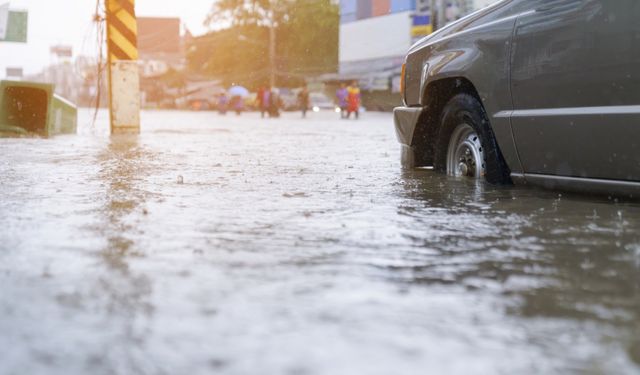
[0,0,216,78]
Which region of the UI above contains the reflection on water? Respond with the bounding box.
[0,110,638,374]
[98,135,149,259]
[398,169,640,367]
[93,135,156,373]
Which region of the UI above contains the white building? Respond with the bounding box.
[338,0,499,97]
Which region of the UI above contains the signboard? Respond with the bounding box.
[416,0,430,14]
[0,3,8,39]
[6,67,22,78]
[51,45,73,58]
[0,9,27,43]
[413,0,432,37]
[412,14,432,37]
[359,75,390,91]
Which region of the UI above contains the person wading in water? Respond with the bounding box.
[298,85,310,118]
[346,81,361,120]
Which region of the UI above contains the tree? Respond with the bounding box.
[188,0,338,88]
[205,0,273,27]
[187,24,271,89]
[277,1,339,78]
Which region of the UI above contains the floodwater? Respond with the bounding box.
[1,109,639,375]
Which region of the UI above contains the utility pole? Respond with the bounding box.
[268,0,276,89]
[105,0,140,134]
[437,0,447,31]
[430,0,437,30]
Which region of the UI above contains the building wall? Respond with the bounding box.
[457,0,498,15]
[137,17,181,56]
[372,0,391,17]
[472,0,497,9]
[340,0,416,23]
[339,11,413,63]
[340,0,497,24]
[337,0,499,95]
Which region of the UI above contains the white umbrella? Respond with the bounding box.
[228,85,250,97]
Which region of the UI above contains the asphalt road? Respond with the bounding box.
[1,109,639,374]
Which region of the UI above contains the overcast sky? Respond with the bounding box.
[1,0,216,78]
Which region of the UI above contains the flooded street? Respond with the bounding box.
[1,109,639,374]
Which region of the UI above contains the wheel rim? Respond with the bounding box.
[446,123,485,179]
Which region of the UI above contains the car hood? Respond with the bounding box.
[407,0,511,55]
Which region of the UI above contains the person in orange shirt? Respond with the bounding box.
[347,81,361,120]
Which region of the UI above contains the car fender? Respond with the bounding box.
[407,11,524,173]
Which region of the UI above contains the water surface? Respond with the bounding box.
[1,110,639,374]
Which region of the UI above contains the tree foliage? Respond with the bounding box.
[205,0,273,27]
[188,0,338,89]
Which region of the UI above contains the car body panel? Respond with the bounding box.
[393,107,422,146]
[510,0,640,180]
[512,173,640,199]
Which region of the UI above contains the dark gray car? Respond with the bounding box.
[394,0,640,197]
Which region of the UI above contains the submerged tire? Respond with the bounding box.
[434,94,511,184]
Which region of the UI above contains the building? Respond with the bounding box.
[22,45,81,103]
[136,17,190,108]
[137,17,183,77]
[337,0,497,110]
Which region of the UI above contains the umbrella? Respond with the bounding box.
[228,85,250,98]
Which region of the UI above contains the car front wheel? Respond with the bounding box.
[446,123,485,178]
[434,94,511,184]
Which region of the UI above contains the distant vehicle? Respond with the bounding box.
[189,99,211,111]
[394,0,640,197]
[279,88,299,111]
[244,93,258,111]
[309,92,338,112]
[174,81,223,111]
[280,90,338,112]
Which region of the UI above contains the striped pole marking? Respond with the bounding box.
[105,0,140,134]
[106,0,138,61]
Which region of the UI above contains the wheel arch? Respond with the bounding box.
[411,76,484,167]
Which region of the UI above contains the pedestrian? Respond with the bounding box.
[346,81,361,120]
[260,87,271,118]
[217,92,228,115]
[256,87,262,114]
[269,88,281,118]
[231,95,244,115]
[298,85,310,118]
[336,83,348,119]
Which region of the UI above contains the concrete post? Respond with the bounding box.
[105,0,140,135]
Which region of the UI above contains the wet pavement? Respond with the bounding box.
[1,109,639,374]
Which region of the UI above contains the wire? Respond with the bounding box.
[91,0,106,129]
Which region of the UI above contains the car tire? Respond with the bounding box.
[434,94,511,184]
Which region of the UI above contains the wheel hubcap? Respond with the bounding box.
[446,124,485,179]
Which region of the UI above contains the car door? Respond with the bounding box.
[510,0,640,181]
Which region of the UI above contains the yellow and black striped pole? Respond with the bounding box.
[106,0,140,134]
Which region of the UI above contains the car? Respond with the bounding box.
[283,91,340,112]
[309,92,338,112]
[278,88,299,111]
[394,0,640,197]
